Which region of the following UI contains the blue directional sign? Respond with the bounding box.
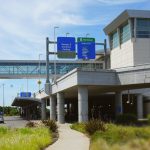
[57,37,76,58]
[20,92,32,98]
[77,37,95,59]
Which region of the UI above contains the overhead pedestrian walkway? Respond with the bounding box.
[0,60,103,79]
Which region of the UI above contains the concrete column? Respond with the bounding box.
[137,94,143,119]
[50,95,56,120]
[115,91,123,116]
[25,108,28,119]
[41,99,46,120]
[57,92,65,124]
[144,102,150,116]
[67,102,70,115]
[26,108,30,120]
[78,86,88,122]
[45,83,51,95]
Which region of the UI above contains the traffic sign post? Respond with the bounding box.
[20,92,32,98]
[45,37,107,85]
[57,37,76,58]
[77,37,95,60]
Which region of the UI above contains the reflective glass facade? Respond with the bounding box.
[137,18,150,38]
[120,23,131,44]
[110,22,131,50]
[110,31,119,49]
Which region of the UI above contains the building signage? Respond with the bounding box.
[57,37,76,58]
[77,37,95,59]
[20,92,32,98]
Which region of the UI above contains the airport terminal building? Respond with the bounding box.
[13,9,150,123]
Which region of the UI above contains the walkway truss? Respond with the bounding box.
[0,60,103,79]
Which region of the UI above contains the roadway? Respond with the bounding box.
[0,116,28,128]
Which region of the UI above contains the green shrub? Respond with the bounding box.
[85,119,106,135]
[26,121,36,128]
[90,138,150,150]
[90,124,150,149]
[42,120,58,132]
[0,127,51,150]
[116,114,137,125]
[147,114,150,123]
[70,123,86,133]
[0,127,8,135]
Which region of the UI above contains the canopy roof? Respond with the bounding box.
[12,97,41,107]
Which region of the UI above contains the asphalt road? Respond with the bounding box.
[0,116,28,128]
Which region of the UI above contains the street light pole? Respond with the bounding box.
[54,26,59,82]
[38,54,42,92]
[104,39,107,69]
[86,33,90,37]
[39,54,43,73]
[2,84,4,115]
[66,32,70,37]
[46,37,50,84]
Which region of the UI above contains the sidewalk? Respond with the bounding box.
[46,124,89,150]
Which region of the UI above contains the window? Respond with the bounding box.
[136,18,150,38]
[110,31,119,49]
[120,23,131,44]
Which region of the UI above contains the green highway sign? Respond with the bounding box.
[77,37,95,42]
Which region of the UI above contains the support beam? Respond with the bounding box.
[137,94,143,119]
[57,92,65,124]
[41,99,46,120]
[115,91,123,116]
[78,86,88,122]
[50,95,56,120]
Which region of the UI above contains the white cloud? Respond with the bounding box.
[0,0,104,60]
[97,0,147,5]
[0,0,149,60]
[32,0,99,26]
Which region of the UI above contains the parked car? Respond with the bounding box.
[0,115,4,123]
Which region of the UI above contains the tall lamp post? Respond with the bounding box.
[2,84,4,115]
[86,33,90,37]
[54,26,59,82]
[0,84,5,115]
[38,53,43,92]
[66,32,70,37]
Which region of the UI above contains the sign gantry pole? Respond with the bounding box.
[45,37,108,86]
[104,39,107,69]
[46,37,50,84]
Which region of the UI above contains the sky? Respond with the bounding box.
[0,0,150,106]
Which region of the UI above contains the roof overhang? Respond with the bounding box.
[12,97,41,107]
[104,9,150,35]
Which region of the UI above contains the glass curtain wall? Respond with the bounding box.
[136,18,150,38]
[120,23,131,44]
[110,22,131,50]
[110,31,119,49]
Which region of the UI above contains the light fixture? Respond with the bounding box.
[66,32,70,37]
[86,33,90,37]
